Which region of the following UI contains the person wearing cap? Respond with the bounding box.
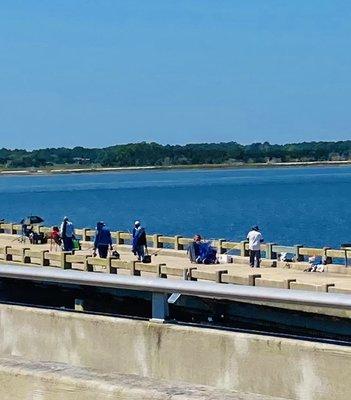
[132,220,147,261]
[93,221,113,258]
[246,225,264,268]
[60,216,75,252]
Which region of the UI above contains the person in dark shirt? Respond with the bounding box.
[132,220,147,261]
[93,221,113,258]
[187,234,202,263]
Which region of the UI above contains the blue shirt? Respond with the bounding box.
[94,227,112,247]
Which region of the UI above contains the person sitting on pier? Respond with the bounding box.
[93,221,113,259]
[60,216,75,252]
[187,234,202,263]
[132,221,147,261]
[247,225,264,268]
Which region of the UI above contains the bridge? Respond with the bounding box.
[0,222,351,399]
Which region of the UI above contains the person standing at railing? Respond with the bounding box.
[60,216,75,252]
[93,221,113,258]
[132,220,147,261]
[247,225,264,268]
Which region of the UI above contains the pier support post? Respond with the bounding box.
[294,245,304,262]
[240,240,249,257]
[116,231,125,245]
[21,248,31,264]
[323,247,332,264]
[217,239,225,255]
[266,243,277,260]
[4,246,12,262]
[151,292,169,323]
[60,252,72,269]
[174,235,183,251]
[153,234,162,249]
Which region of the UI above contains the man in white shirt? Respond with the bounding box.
[60,216,75,251]
[247,226,264,268]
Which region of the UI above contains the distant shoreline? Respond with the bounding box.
[1,160,351,177]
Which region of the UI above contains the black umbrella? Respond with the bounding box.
[21,216,44,225]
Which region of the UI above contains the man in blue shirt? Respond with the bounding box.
[93,221,113,258]
[132,220,147,261]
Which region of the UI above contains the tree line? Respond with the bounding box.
[1,141,351,169]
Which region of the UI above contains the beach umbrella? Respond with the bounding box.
[21,216,44,225]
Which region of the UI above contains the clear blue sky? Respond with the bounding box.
[1,0,350,149]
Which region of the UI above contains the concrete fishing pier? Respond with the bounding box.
[0,222,351,399]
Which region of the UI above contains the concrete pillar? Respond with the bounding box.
[153,234,162,249]
[150,292,169,323]
[81,228,89,242]
[240,240,249,257]
[294,244,304,261]
[22,248,31,264]
[107,257,117,274]
[116,231,125,245]
[60,252,72,269]
[266,243,277,260]
[323,247,332,264]
[40,250,50,267]
[217,239,225,255]
[174,235,183,251]
[130,260,141,276]
[84,256,93,272]
[4,246,12,261]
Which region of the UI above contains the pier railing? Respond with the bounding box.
[1,222,350,266]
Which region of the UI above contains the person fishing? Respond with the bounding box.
[247,225,264,268]
[60,216,75,252]
[93,221,113,258]
[132,220,147,261]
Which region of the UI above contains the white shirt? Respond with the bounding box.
[247,230,263,251]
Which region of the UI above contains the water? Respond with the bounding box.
[0,166,350,248]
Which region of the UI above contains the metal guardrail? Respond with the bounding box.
[1,265,351,321]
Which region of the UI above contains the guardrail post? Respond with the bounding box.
[40,250,50,266]
[153,234,162,249]
[174,235,183,251]
[81,228,89,242]
[151,292,169,323]
[116,231,125,245]
[240,240,249,257]
[22,248,31,264]
[84,256,93,272]
[4,246,12,261]
[217,239,225,255]
[107,257,117,274]
[61,252,72,269]
[131,260,140,276]
[323,247,332,264]
[294,245,304,261]
[266,243,277,259]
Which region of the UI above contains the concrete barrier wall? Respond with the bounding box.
[0,303,350,400]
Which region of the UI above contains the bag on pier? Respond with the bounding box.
[73,239,81,251]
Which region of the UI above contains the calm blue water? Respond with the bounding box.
[0,166,350,248]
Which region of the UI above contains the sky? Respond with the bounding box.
[0,0,350,149]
